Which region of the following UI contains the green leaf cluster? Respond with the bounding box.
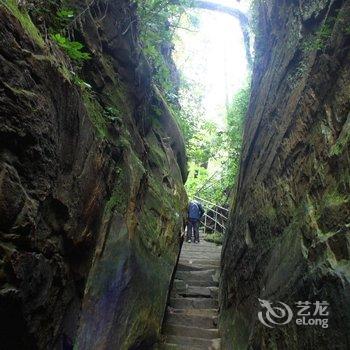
[304,23,332,51]
[57,9,74,20]
[136,0,193,102]
[51,33,91,61]
[185,84,250,204]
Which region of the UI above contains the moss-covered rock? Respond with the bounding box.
[0,1,187,349]
[220,1,350,349]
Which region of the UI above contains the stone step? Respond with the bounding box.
[181,252,221,257]
[181,243,221,253]
[178,280,219,287]
[172,286,219,299]
[177,263,219,272]
[156,235,222,350]
[181,245,221,250]
[170,298,218,309]
[165,311,218,328]
[167,308,218,317]
[157,343,202,350]
[175,269,217,284]
[182,243,221,249]
[179,257,220,264]
[179,258,220,265]
[182,245,221,250]
[172,280,219,298]
[164,324,219,339]
[166,335,221,349]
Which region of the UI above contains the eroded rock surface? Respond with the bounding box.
[0,1,187,349]
[221,1,350,349]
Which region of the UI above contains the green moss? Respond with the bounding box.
[219,309,251,350]
[146,132,167,168]
[105,167,130,215]
[264,203,277,220]
[330,117,350,156]
[303,23,332,52]
[3,82,37,98]
[82,91,109,138]
[58,65,73,82]
[2,0,44,47]
[148,175,177,211]
[138,210,161,252]
[103,106,123,123]
[103,70,131,118]
[323,190,349,207]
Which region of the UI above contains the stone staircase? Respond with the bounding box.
[156,234,222,349]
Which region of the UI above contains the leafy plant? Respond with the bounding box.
[204,232,223,245]
[103,107,122,122]
[56,8,74,27]
[304,23,332,51]
[185,84,250,204]
[57,9,74,20]
[72,74,92,89]
[51,33,91,61]
[136,0,193,100]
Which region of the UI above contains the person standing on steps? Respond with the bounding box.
[187,199,205,244]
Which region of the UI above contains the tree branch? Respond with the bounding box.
[193,1,248,24]
[191,1,252,68]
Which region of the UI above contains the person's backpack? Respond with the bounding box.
[188,201,204,219]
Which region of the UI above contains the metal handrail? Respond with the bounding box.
[192,196,228,235]
[201,213,225,230]
[201,207,228,221]
[194,196,229,213]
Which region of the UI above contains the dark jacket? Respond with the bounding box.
[188,201,204,220]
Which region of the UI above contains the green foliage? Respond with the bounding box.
[323,190,349,208]
[136,0,203,155]
[330,129,350,156]
[174,76,205,148]
[187,120,219,166]
[57,8,74,20]
[55,7,75,27]
[136,0,193,102]
[51,33,91,61]
[204,232,223,245]
[226,85,250,167]
[72,74,92,89]
[103,107,123,123]
[185,84,250,204]
[303,23,332,51]
[27,0,62,25]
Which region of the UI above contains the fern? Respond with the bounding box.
[51,33,91,61]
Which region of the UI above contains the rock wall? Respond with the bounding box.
[220,0,350,349]
[0,1,187,349]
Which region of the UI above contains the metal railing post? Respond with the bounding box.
[194,196,228,237]
[214,205,218,233]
